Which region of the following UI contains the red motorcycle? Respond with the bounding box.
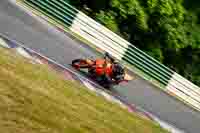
[71,57,131,88]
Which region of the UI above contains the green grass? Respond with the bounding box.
[0,47,168,133]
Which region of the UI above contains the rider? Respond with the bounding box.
[101,52,125,85]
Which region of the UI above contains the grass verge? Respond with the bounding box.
[0,47,169,133]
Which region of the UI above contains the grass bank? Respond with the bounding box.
[0,47,168,133]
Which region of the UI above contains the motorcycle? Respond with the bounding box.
[71,57,132,89]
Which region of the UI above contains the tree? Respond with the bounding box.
[70,0,200,86]
[95,10,119,33]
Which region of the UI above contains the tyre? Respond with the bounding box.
[71,59,90,69]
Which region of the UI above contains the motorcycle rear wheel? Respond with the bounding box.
[72,59,90,69]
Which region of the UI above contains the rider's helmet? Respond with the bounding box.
[112,62,125,80]
[104,52,110,57]
[104,52,115,63]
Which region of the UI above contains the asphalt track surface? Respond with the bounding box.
[1,0,200,132]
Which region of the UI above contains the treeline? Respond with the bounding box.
[70,0,200,86]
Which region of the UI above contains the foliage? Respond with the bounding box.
[95,10,119,33]
[70,0,200,86]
